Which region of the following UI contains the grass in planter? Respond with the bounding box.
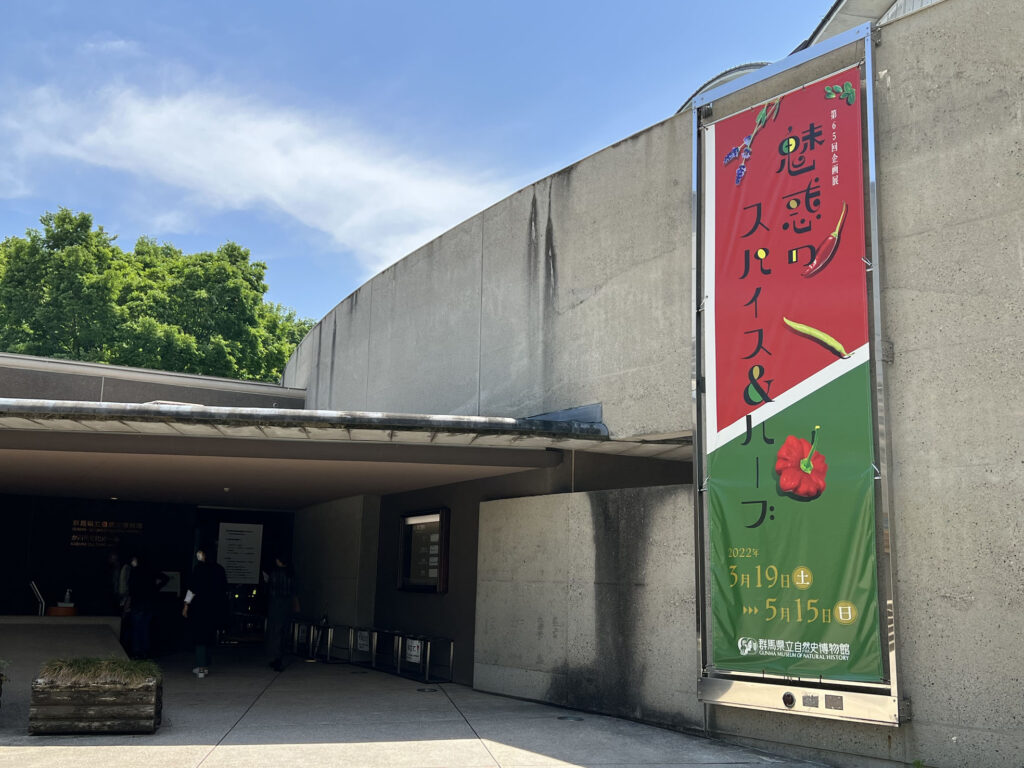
[37,658,162,688]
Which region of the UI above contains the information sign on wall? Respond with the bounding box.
[69,518,143,548]
[398,509,449,592]
[218,522,263,584]
[700,65,883,683]
[406,639,423,664]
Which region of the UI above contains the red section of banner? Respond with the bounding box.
[713,67,868,432]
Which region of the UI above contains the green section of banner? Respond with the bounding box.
[708,363,883,681]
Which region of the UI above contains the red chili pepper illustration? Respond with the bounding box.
[801,202,848,278]
[775,427,828,499]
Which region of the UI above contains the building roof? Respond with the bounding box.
[0,398,690,509]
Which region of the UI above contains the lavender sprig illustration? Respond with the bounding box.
[722,97,781,185]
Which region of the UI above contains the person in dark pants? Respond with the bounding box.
[264,555,299,672]
[182,548,228,678]
[127,554,169,658]
[114,551,133,648]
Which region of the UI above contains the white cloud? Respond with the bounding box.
[79,39,143,56]
[0,160,32,199]
[145,208,195,234]
[2,85,510,277]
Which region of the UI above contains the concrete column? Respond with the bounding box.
[293,495,380,626]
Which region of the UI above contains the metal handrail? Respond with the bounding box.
[29,581,45,616]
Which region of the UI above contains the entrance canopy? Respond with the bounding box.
[0,399,690,509]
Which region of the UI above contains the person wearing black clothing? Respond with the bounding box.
[264,556,299,672]
[182,548,228,678]
[127,554,169,658]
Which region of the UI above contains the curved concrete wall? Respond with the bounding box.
[285,0,1024,765]
[283,119,692,440]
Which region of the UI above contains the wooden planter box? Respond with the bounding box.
[30,676,162,734]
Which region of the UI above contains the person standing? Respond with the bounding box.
[264,555,299,672]
[117,554,132,611]
[182,548,228,678]
[117,553,133,649]
[106,551,123,615]
[127,554,169,659]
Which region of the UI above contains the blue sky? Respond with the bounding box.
[0,1,835,322]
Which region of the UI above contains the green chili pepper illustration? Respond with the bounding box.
[783,317,850,358]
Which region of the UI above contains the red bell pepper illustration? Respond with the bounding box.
[775,426,828,499]
[802,202,848,278]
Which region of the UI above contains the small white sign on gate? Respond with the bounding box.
[406,639,423,664]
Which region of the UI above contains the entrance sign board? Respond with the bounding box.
[398,509,450,592]
[218,522,263,584]
[692,25,903,725]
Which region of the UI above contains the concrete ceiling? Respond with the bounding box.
[0,399,690,510]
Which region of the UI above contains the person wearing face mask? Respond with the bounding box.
[127,553,169,659]
[182,547,228,678]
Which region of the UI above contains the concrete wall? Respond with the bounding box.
[372,453,684,685]
[283,120,692,440]
[285,0,1023,765]
[696,3,1024,767]
[0,353,305,409]
[466,3,1023,767]
[293,496,379,628]
[872,1,1023,762]
[286,452,682,684]
[475,486,700,729]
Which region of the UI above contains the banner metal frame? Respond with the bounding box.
[691,23,906,726]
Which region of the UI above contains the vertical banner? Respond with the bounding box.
[703,66,884,682]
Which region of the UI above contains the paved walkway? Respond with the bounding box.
[0,624,824,768]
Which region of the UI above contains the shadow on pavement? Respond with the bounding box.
[0,625,822,767]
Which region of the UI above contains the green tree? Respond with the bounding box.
[0,209,313,382]
[258,302,315,381]
[0,210,121,361]
[163,242,268,379]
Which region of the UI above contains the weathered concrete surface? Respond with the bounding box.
[284,119,692,439]
[325,288,373,410]
[479,122,692,436]
[370,453,683,687]
[474,486,700,730]
[706,2,1024,768]
[874,0,1021,763]
[367,220,484,416]
[0,353,304,408]
[279,319,318,390]
[293,495,380,629]
[283,0,1022,765]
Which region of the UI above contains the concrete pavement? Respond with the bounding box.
[0,625,825,768]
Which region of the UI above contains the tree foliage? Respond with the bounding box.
[0,209,313,382]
